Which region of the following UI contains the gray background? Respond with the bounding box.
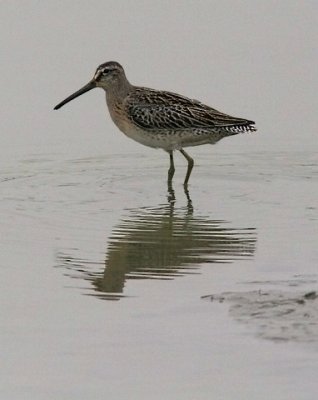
[1,1,317,154]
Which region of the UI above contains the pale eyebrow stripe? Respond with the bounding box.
[94,70,103,80]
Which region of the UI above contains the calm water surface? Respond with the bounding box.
[1,147,317,399]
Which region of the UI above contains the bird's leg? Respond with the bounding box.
[180,149,194,186]
[167,180,176,204]
[168,151,175,182]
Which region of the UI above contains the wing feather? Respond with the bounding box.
[126,88,255,131]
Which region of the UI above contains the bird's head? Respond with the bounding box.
[93,61,125,88]
[54,61,126,110]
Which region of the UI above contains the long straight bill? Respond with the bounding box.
[54,81,96,110]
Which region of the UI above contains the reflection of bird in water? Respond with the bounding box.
[58,188,256,300]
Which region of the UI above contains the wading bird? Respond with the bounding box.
[54,62,256,185]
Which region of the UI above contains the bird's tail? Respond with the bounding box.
[223,120,257,135]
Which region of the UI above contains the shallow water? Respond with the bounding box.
[1,147,318,399]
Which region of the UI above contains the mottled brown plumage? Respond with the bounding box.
[54,61,256,185]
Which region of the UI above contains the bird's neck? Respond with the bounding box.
[106,76,133,104]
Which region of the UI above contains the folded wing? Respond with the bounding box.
[127,88,256,132]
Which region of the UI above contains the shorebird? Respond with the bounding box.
[54,61,256,185]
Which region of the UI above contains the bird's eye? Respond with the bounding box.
[102,69,110,75]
